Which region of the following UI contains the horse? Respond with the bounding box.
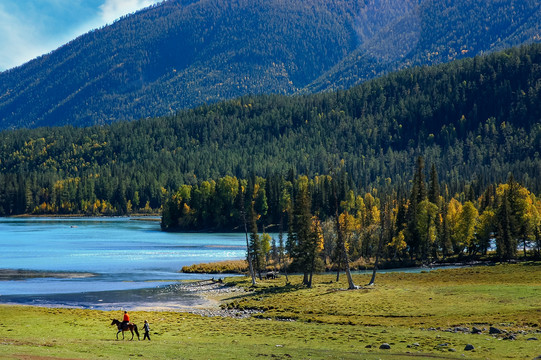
[111,319,140,340]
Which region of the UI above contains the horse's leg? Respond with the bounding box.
[130,328,134,341]
[116,330,121,340]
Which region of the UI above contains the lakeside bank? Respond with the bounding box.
[0,263,540,360]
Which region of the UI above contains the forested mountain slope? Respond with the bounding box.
[0,0,362,129]
[0,0,540,129]
[305,0,541,92]
[0,44,540,215]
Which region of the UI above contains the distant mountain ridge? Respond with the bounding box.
[305,0,541,93]
[0,0,540,130]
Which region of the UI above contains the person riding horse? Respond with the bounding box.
[121,311,130,330]
[111,318,140,340]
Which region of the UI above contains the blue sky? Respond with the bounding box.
[0,0,160,71]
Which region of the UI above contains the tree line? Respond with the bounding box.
[161,161,541,287]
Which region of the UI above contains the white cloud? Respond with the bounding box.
[99,0,157,24]
[0,5,50,71]
[0,0,159,71]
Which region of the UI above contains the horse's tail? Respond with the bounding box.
[134,324,140,340]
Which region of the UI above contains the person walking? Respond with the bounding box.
[143,320,151,340]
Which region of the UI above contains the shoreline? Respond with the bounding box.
[0,269,96,280]
[0,277,249,316]
[6,214,161,219]
[0,261,517,314]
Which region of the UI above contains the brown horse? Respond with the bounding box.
[111,319,140,340]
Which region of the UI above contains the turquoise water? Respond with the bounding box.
[0,217,247,309]
[0,217,463,310]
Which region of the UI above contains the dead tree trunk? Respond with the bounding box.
[335,213,356,289]
[368,204,388,286]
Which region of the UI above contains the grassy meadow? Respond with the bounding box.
[0,263,540,359]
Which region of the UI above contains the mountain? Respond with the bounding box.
[0,0,362,129]
[305,0,541,93]
[0,0,540,130]
[0,44,540,215]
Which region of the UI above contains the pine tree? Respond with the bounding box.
[428,164,440,206]
[406,156,427,260]
[249,197,264,280]
[412,156,427,205]
[496,194,515,261]
[306,217,324,288]
[534,225,541,258]
[237,181,257,285]
[279,182,291,283]
[331,170,356,289]
[438,202,452,258]
[290,177,314,286]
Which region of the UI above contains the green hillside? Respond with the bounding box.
[0,44,540,216]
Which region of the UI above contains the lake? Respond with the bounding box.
[0,217,247,310]
[0,217,464,311]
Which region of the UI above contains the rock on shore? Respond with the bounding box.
[171,279,260,318]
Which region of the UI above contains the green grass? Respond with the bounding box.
[0,263,540,359]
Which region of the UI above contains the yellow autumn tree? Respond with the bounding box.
[477,209,495,254]
[389,229,407,260]
[417,199,439,259]
[446,197,463,254]
[456,201,479,254]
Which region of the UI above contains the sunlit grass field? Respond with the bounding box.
[0,263,539,359]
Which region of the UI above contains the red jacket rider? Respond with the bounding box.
[121,311,130,329]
